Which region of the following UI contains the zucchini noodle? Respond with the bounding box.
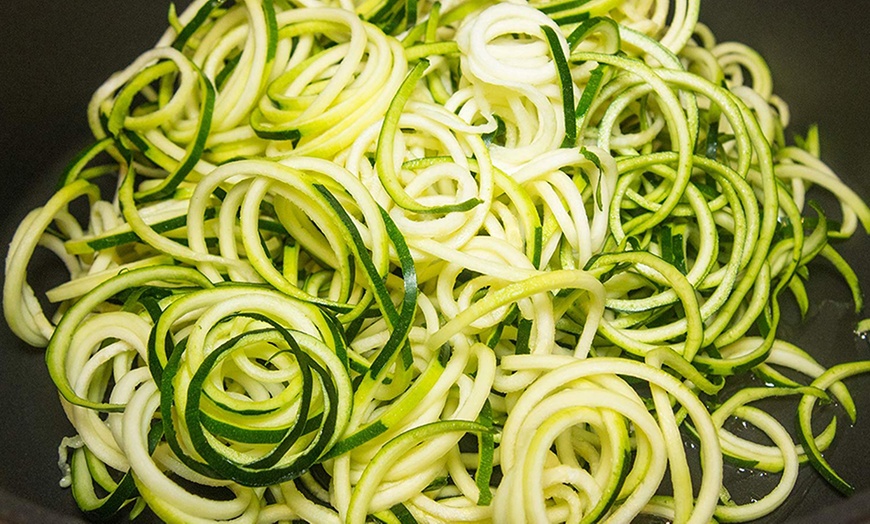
[4,0,870,523]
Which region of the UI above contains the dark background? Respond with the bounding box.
[1,1,869,523]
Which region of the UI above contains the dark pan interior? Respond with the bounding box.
[1,1,868,523]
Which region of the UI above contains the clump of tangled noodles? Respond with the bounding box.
[5,0,870,522]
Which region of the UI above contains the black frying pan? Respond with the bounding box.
[1,1,869,522]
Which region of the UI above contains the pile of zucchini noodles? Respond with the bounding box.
[5,0,870,522]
